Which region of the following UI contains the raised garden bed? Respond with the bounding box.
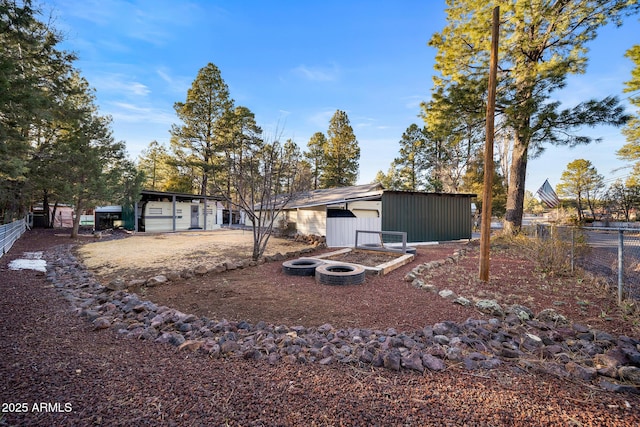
[308,247,414,275]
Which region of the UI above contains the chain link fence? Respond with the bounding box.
[529,224,640,303]
[1,217,28,258]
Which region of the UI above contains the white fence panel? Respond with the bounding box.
[1,217,27,258]
[326,217,381,247]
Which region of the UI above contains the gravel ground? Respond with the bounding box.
[1,229,639,426]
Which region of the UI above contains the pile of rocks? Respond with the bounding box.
[292,233,326,248]
[404,247,469,285]
[45,244,640,393]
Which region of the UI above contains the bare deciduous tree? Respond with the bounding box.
[217,129,303,261]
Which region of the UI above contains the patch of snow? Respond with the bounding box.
[8,251,46,272]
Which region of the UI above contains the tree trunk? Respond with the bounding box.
[51,202,58,229]
[576,195,584,222]
[200,172,208,196]
[43,190,50,228]
[71,202,83,238]
[587,195,597,221]
[504,138,528,234]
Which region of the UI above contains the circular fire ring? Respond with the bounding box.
[315,263,366,285]
[282,259,324,276]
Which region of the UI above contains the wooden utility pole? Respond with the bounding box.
[479,6,500,282]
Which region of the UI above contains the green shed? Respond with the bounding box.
[381,191,476,242]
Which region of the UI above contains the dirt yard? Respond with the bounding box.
[77,229,314,279]
[3,229,640,426]
[75,229,639,336]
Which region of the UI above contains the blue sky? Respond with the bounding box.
[44,0,639,195]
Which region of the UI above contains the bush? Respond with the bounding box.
[493,227,588,277]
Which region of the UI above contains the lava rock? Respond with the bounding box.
[475,300,504,317]
[536,308,569,326]
[422,354,446,371]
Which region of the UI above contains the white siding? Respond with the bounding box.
[216,206,223,225]
[144,201,218,232]
[245,210,288,229]
[326,217,381,247]
[296,206,326,236]
[202,204,217,229]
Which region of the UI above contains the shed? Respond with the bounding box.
[30,205,75,228]
[135,190,223,232]
[289,184,384,244]
[94,206,123,230]
[258,184,475,247]
[381,191,475,242]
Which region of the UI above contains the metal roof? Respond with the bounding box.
[140,189,223,202]
[287,183,384,209]
[383,189,477,198]
[255,184,476,211]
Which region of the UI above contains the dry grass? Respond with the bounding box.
[76,229,313,278]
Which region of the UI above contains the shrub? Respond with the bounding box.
[493,227,588,277]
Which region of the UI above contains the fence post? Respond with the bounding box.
[618,230,624,305]
[571,227,575,273]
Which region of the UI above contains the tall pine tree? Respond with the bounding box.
[430,0,635,233]
[305,132,327,190]
[53,73,135,238]
[617,45,640,164]
[170,63,234,195]
[321,110,360,188]
[393,124,430,191]
[0,0,76,221]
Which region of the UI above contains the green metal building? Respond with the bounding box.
[381,191,476,242]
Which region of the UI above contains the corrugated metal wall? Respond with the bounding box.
[381,191,473,242]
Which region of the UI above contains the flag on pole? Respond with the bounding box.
[536,179,560,208]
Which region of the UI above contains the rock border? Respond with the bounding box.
[45,244,640,394]
[104,247,318,291]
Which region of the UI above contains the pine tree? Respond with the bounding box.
[393,124,430,191]
[0,0,76,221]
[617,45,640,163]
[373,167,402,190]
[422,78,486,193]
[138,141,171,191]
[53,73,135,237]
[305,132,327,190]
[280,139,302,193]
[557,159,604,222]
[321,110,360,188]
[222,105,263,204]
[429,0,636,233]
[171,63,234,195]
[293,159,313,192]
